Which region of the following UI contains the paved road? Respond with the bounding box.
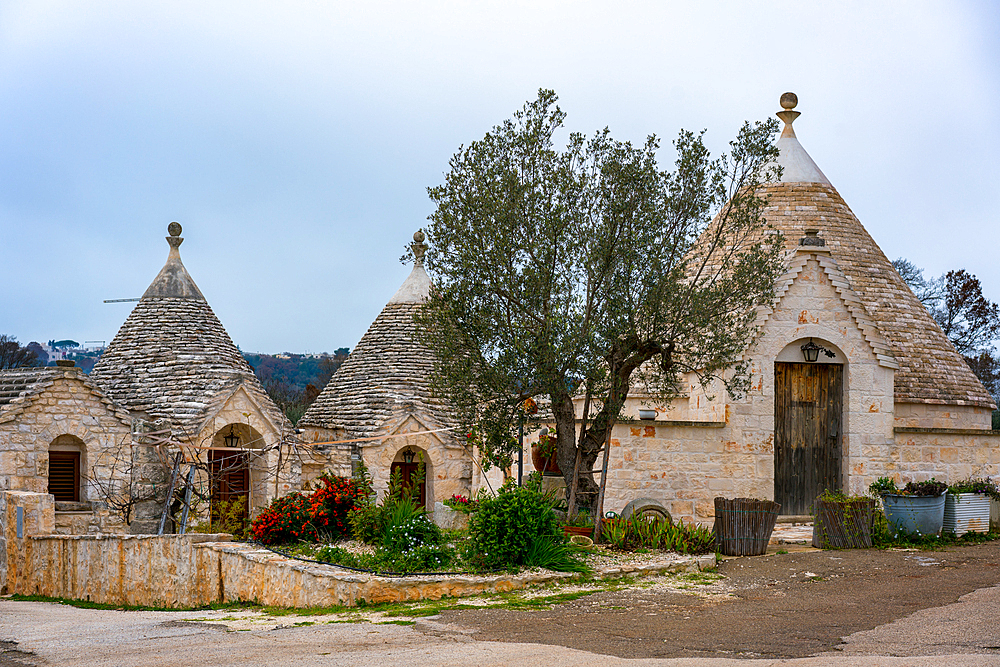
[2,543,1000,666]
[440,541,1000,660]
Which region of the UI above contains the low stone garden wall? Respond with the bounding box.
[2,490,714,609]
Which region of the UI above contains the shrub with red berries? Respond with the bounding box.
[251,472,367,545]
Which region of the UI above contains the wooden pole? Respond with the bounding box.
[592,425,613,543]
[567,387,592,521]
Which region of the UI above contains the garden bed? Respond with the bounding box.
[217,540,716,607]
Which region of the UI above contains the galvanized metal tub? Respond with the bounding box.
[881,493,945,537]
[943,493,991,536]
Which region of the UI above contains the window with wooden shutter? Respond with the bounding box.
[48,451,80,502]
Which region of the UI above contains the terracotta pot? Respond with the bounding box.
[563,525,594,539]
[530,443,562,475]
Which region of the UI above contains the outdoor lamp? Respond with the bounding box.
[224,425,241,449]
[402,448,415,464]
[801,339,821,363]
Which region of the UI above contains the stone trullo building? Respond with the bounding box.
[89,223,299,532]
[297,232,487,525]
[525,94,998,523]
[0,365,133,534]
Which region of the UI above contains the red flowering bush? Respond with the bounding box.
[251,472,367,545]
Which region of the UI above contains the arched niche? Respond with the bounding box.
[775,337,847,365]
[48,434,86,502]
[390,445,432,509]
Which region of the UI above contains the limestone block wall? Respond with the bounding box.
[887,430,1000,484]
[0,373,131,506]
[894,403,993,430]
[1,491,55,593]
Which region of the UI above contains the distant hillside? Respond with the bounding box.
[244,349,350,424]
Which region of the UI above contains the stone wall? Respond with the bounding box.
[2,491,710,608]
[894,403,993,430]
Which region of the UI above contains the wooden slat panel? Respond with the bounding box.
[774,363,843,515]
[210,449,250,519]
[48,451,80,502]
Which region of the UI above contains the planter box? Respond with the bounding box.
[881,493,945,537]
[713,497,780,557]
[943,493,991,536]
[992,498,1000,532]
[812,498,874,549]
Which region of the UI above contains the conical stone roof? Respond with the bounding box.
[298,231,459,439]
[759,94,994,409]
[91,223,287,435]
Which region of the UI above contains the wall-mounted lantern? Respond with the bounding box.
[800,339,836,363]
[223,425,241,449]
[402,448,416,464]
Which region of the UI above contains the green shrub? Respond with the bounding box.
[382,499,443,552]
[250,473,367,545]
[599,515,715,554]
[525,537,591,573]
[466,483,561,569]
[190,496,249,539]
[348,502,384,544]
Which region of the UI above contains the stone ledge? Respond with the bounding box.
[894,427,1000,436]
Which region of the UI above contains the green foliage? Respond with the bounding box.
[869,477,898,495]
[947,478,1000,499]
[869,477,947,497]
[347,502,383,544]
[381,499,443,552]
[466,483,562,569]
[190,496,249,539]
[902,479,948,496]
[524,537,591,573]
[416,88,785,514]
[250,473,366,545]
[599,515,716,555]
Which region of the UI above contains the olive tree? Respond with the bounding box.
[416,89,784,516]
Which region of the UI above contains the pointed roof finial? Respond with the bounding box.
[411,229,428,268]
[167,221,183,248]
[142,221,205,300]
[776,92,801,139]
[388,230,432,304]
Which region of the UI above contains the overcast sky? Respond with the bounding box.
[2,1,998,354]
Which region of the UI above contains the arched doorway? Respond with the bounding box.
[774,338,845,515]
[209,424,254,521]
[390,446,428,508]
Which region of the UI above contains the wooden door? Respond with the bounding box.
[390,461,426,508]
[210,449,250,520]
[774,362,843,515]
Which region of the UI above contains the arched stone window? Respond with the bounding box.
[48,434,86,502]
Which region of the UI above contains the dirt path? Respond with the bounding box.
[437,542,1000,660]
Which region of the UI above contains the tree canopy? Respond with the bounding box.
[893,259,1000,407]
[0,335,41,370]
[416,89,785,514]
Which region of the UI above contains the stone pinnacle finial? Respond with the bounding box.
[776,92,801,139]
[411,229,428,267]
[166,221,183,249]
